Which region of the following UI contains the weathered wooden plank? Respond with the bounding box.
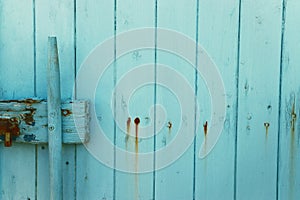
[0,0,36,199]
[76,0,115,199]
[114,1,155,200]
[155,1,196,199]
[278,0,300,199]
[47,36,63,200]
[195,0,239,199]
[236,0,282,199]
[0,100,89,144]
[34,1,77,199]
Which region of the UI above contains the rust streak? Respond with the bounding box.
[126,117,131,136]
[289,100,296,199]
[264,122,270,137]
[125,117,131,147]
[167,121,172,134]
[203,121,208,137]
[134,117,140,200]
[134,117,140,150]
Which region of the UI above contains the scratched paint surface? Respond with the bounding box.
[0,1,300,200]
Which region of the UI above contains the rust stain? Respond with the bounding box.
[289,99,297,199]
[125,117,131,146]
[23,108,36,126]
[167,121,172,134]
[134,117,140,150]
[203,121,208,137]
[264,122,270,137]
[61,109,72,117]
[134,117,140,200]
[0,117,20,147]
[126,117,131,135]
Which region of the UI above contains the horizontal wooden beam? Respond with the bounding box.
[0,99,89,144]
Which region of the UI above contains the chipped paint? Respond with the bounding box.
[23,134,37,142]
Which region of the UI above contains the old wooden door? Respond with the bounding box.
[0,0,299,200]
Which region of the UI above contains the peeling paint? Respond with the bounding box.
[0,98,42,105]
[23,134,37,142]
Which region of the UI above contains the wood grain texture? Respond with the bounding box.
[47,36,63,200]
[0,0,299,199]
[0,100,88,144]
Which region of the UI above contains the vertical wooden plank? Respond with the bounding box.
[195,0,239,199]
[0,1,36,199]
[115,1,155,200]
[47,36,63,200]
[278,0,300,199]
[236,0,282,199]
[35,1,76,199]
[155,1,196,200]
[76,1,115,199]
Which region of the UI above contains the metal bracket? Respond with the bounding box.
[0,116,20,147]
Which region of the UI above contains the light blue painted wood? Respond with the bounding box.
[34,1,76,199]
[114,1,155,200]
[0,1,300,199]
[236,0,282,199]
[195,0,239,199]
[0,1,36,199]
[278,0,300,199]
[76,1,115,199]
[155,0,196,199]
[47,36,63,200]
[0,100,88,143]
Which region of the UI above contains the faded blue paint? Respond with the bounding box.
[0,0,299,200]
[47,36,63,200]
